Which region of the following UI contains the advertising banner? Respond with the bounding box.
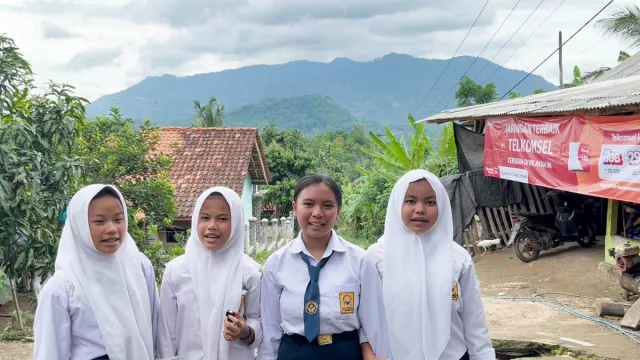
[484,115,640,203]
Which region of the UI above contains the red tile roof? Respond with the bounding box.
[157,127,271,218]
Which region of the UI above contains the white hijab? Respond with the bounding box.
[381,170,453,360]
[185,187,244,360]
[54,184,153,360]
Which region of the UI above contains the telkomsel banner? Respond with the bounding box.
[484,115,640,203]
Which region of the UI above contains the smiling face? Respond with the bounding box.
[88,193,126,254]
[293,184,339,243]
[197,194,232,251]
[401,179,439,234]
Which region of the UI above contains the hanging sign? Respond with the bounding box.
[484,115,640,203]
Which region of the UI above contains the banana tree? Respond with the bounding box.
[358,114,433,183]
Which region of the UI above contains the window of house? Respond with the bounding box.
[165,228,188,243]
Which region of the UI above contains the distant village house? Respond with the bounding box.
[156,127,271,245]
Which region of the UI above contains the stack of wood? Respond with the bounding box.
[596,298,640,330]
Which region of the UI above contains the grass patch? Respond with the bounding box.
[337,228,375,250]
[253,250,270,266]
[0,328,33,341]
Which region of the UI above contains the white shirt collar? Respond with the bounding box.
[288,230,347,258]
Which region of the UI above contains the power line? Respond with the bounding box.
[473,0,547,82]
[411,0,491,115]
[426,0,522,115]
[499,0,615,99]
[482,0,565,84]
[576,36,608,56]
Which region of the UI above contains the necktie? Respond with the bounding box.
[300,252,333,342]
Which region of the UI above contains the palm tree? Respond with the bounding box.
[192,96,225,127]
[597,5,640,49]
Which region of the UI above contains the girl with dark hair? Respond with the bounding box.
[258,174,391,360]
[33,184,174,360]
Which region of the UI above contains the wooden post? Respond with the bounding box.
[621,299,640,330]
[596,298,626,318]
[559,31,564,87]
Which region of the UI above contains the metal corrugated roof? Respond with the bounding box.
[595,51,640,82]
[420,74,640,124]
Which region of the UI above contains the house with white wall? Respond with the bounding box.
[156,127,271,245]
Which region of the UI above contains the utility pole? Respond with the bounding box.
[558,31,564,88]
[136,97,156,121]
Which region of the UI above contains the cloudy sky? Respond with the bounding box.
[1,0,636,101]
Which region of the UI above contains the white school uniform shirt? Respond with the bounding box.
[160,253,263,360]
[33,252,176,360]
[257,231,392,360]
[366,241,496,360]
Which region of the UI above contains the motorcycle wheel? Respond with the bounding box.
[577,224,597,248]
[514,231,541,263]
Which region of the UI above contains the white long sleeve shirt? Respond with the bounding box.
[33,252,175,360]
[365,242,496,360]
[257,232,391,360]
[160,254,263,360]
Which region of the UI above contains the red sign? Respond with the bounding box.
[484,115,640,204]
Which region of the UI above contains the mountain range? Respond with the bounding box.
[86,53,558,133]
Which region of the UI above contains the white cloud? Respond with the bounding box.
[0,0,636,101]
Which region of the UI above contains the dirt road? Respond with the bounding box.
[1,243,639,359]
[477,243,639,360]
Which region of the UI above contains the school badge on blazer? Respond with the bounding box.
[305,300,318,314]
[452,283,459,301]
[339,292,355,314]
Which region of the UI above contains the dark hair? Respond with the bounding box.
[92,186,121,202]
[293,174,342,209]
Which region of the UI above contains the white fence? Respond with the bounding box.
[245,214,296,255]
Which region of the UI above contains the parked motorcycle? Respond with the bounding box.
[509,190,597,263]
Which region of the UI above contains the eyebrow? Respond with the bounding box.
[92,211,125,218]
[302,198,336,203]
[199,212,230,217]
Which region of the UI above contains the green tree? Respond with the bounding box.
[261,125,315,217]
[455,76,497,107]
[358,114,433,183]
[597,5,640,49]
[508,92,522,99]
[345,116,458,241]
[76,107,176,227]
[341,170,391,243]
[192,96,225,127]
[75,107,178,279]
[533,88,546,94]
[308,125,372,184]
[0,36,87,327]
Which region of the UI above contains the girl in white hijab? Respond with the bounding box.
[362,170,495,360]
[160,187,262,360]
[33,184,175,360]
